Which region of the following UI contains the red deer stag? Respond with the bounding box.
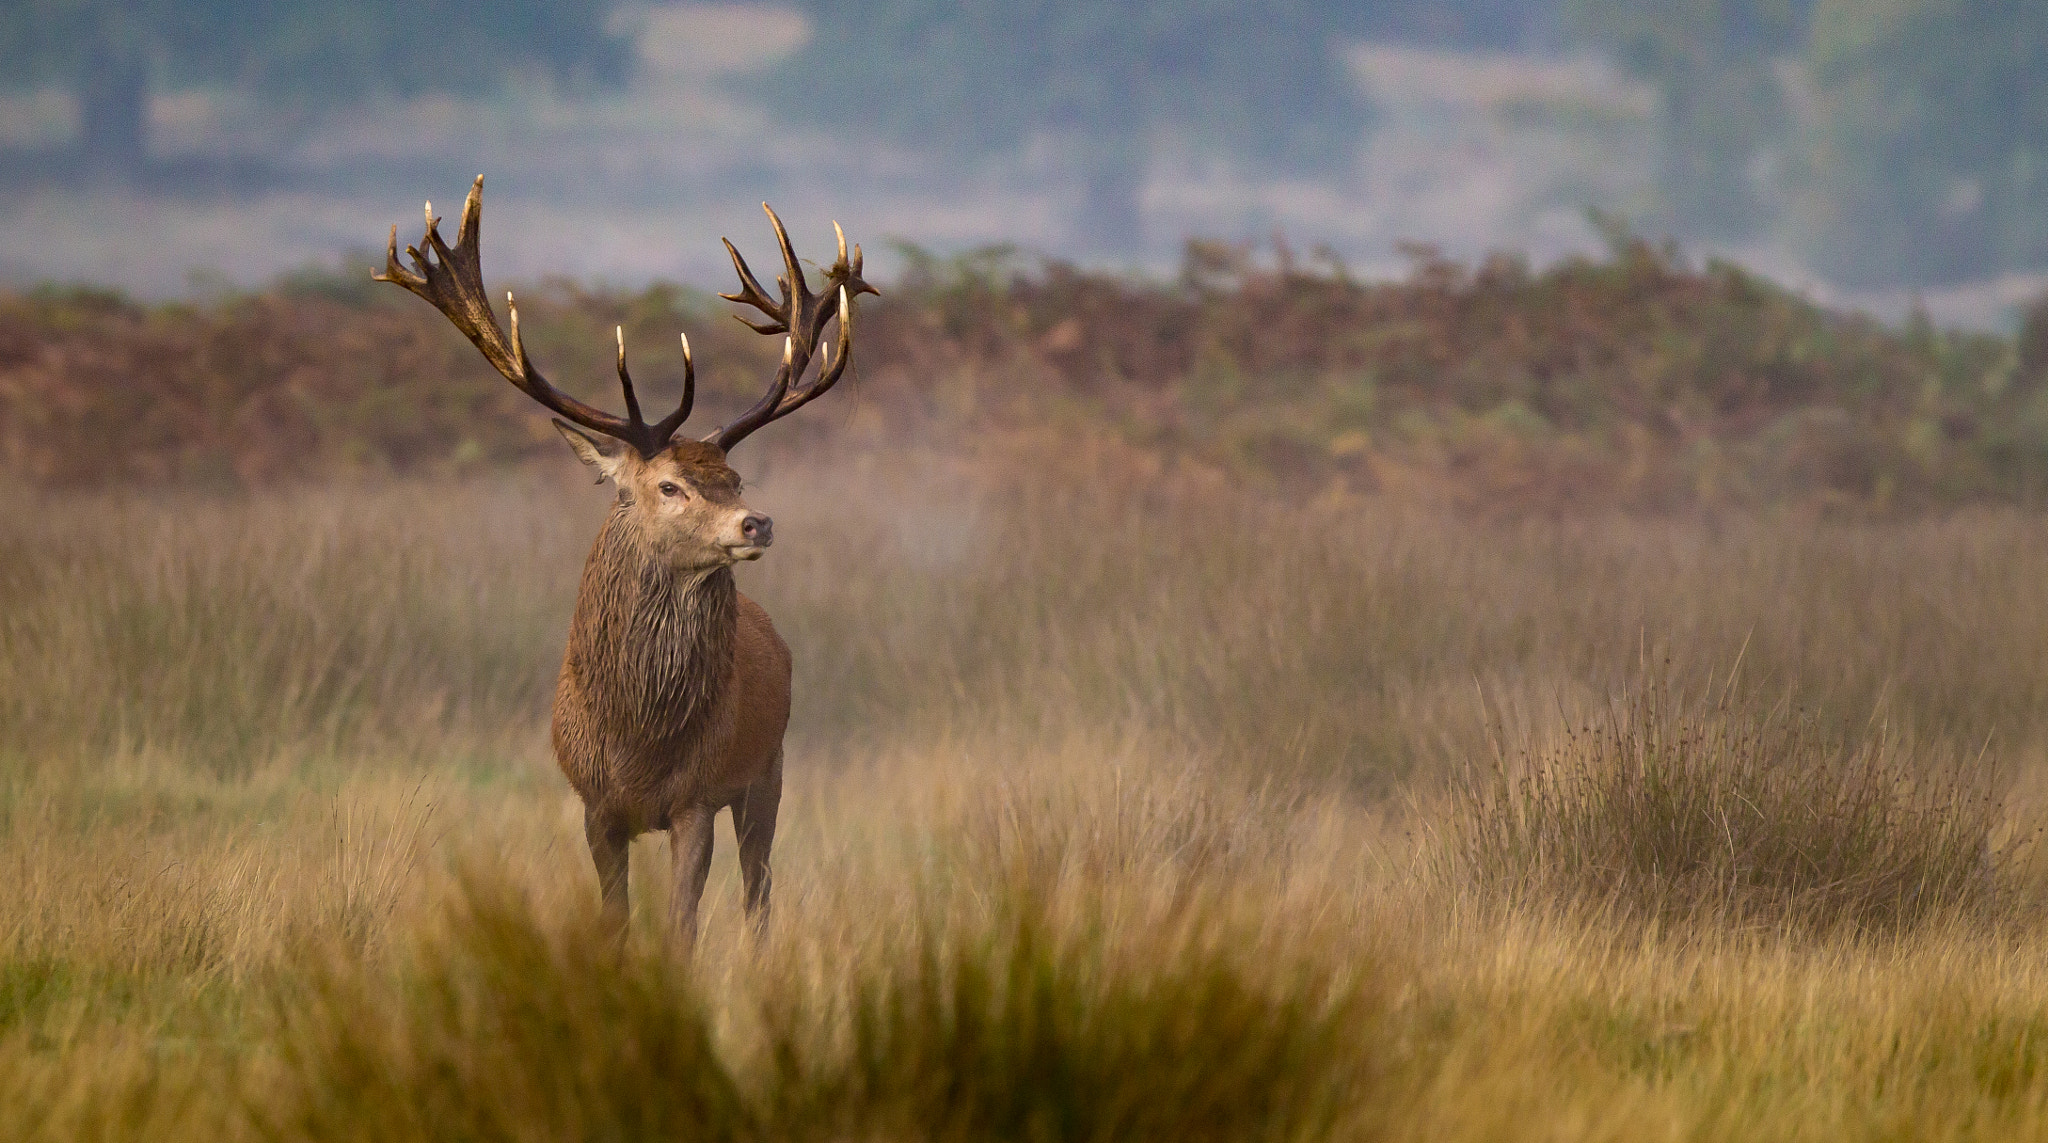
[376,176,875,946]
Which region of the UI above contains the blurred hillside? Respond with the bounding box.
[0,2,2042,325]
[6,237,2048,513]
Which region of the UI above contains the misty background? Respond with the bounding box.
[0,0,2040,327]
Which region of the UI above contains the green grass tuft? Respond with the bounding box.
[767,901,1374,1143]
[262,877,752,1143]
[259,877,1377,1143]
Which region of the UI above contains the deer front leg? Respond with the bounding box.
[668,805,717,949]
[584,808,632,946]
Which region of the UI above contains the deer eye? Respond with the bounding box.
[658,481,683,498]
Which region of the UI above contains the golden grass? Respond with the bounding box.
[11,438,2048,1138]
[1443,687,2017,934]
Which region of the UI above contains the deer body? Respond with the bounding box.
[376,176,873,946]
[552,474,791,944]
[554,554,782,832]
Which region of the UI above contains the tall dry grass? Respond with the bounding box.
[1444,686,2017,934]
[14,435,2048,793]
[10,439,2048,1138]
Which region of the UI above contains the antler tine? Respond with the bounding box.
[710,203,875,451]
[719,238,788,335]
[507,289,528,372]
[763,203,809,313]
[445,180,485,290]
[779,284,858,417]
[648,332,696,444]
[614,323,697,447]
[380,224,419,290]
[799,222,880,350]
[375,176,698,458]
[831,226,880,304]
[614,326,645,427]
[712,286,857,451]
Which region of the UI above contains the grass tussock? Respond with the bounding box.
[264,873,1375,1143]
[266,879,750,1143]
[764,903,1372,1143]
[1446,686,2016,934]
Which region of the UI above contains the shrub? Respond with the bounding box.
[5,238,2043,511]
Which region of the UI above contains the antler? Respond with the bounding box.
[709,204,880,452]
[374,175,694,459]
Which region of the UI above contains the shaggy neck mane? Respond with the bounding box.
[571,510,739,756]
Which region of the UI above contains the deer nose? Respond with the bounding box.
[740,514,773,546]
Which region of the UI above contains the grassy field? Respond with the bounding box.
[10,436,2048,1139]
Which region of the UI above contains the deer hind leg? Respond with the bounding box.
[584,808,632,946]
[732,763,782,938]
[667,804,718,950]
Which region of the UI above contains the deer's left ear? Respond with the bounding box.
[553,419,633,484]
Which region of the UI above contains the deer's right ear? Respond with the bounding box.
[553,419,632,484]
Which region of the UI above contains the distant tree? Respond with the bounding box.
[1565,0,1812,239]
[0,1,628,182]
[768,0,1372,253]
[1797,0,2048,287]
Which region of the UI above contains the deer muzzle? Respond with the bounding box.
[726,512,773,560]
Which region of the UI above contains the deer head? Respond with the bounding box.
[374,176,878,569]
